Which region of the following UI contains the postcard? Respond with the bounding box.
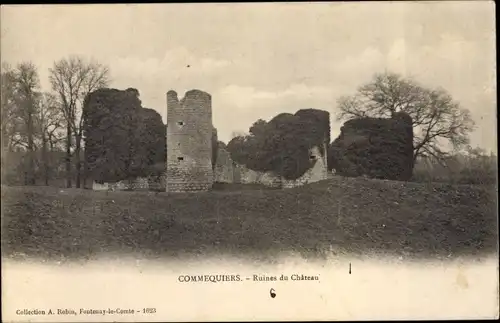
[1,2,498,322]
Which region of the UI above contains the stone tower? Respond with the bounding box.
[165,89,214,192]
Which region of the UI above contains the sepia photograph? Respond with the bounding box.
[1,2,498,321]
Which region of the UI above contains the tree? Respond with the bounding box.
[1,63,22,184]
[8,62,42,184]
[49,56,110,188]
[336,72,475,164]
[1,63,19,153]
[36,92,64,185]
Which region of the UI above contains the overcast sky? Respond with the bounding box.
[1,2,496,152]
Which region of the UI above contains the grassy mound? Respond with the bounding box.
[1,177,497,262]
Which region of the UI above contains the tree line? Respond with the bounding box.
[2,60,494,187]
[1,57,110,187]
[0,56,220,187]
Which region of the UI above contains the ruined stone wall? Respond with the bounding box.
[165,90,214,192]
[147,174,166,191]
[214,147,234,183]
[92,181,109,191]
[281,145,328,188]
[234,165,283,188]
[92,177,150,191]
[223,145,328,188]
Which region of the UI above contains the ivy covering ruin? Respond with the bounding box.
[227,109,330,180]
[83,88,166,183]
[328,112,414,181]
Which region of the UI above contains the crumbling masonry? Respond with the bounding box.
[165,89,330,192]
[92,89,328,192]
[165,90,214,192]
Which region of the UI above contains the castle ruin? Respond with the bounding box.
[215,145,329,188]
[93,89,329,192]
[165,90,214,192]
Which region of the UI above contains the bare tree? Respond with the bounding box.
[1,63,19,152]
[6,62,43,185]
[49,56,110,188]
[36,92,64,185]
[1,63,19,184]
[336,72,475,164]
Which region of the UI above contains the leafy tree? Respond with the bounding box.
[336,72,475,164]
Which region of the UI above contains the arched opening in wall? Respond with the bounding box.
[177,157,184,161]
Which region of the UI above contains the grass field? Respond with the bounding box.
[1,176,498,263]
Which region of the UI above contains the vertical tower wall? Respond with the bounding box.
[166,90,214,192]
